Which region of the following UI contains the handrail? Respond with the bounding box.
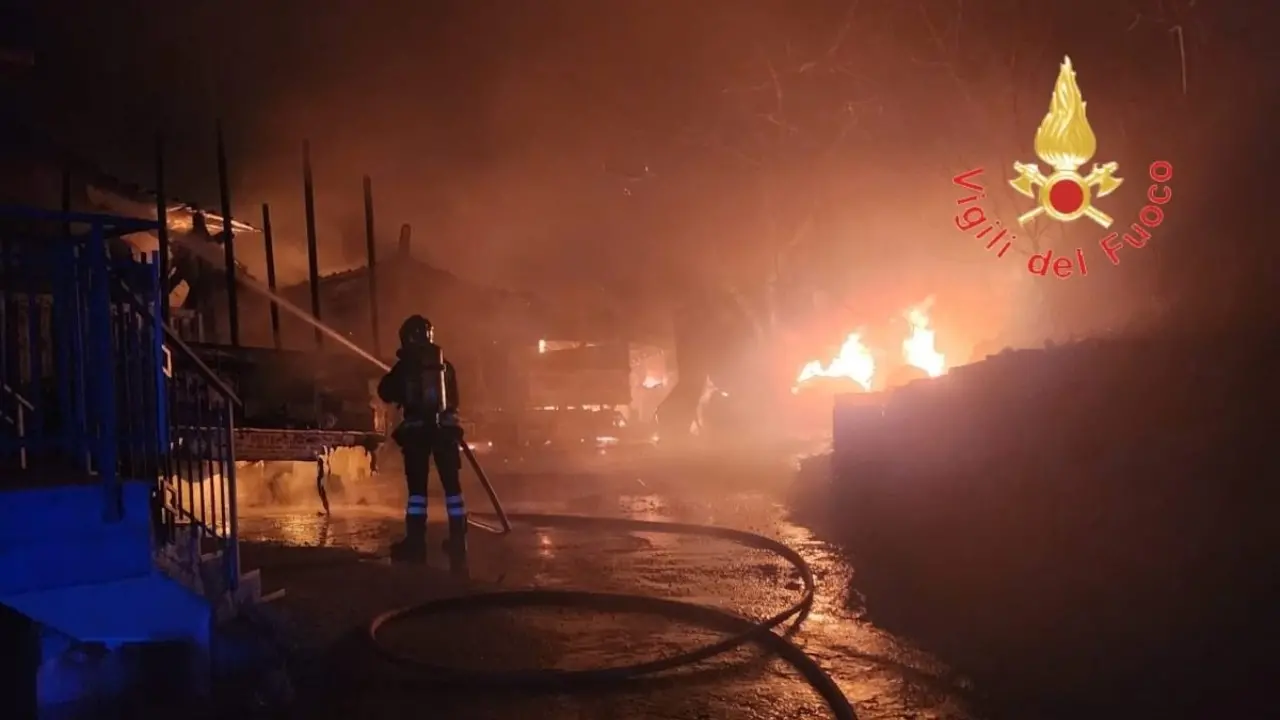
[0,385,29,471]
[160,323,242,409]
[0,205,162,235]
[112,273,242,408]
[109,253,242,590]
[0,381,35,411]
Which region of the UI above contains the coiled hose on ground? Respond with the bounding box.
[367,513,857,720]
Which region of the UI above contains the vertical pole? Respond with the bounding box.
[65,237,89,470]
[0,236,8,394]
[60,167,72,227]
[261,203,282,349]
[398,223,411,257]
[362,175,381,357]
[154,132,170,323]
[87,223,121,521]
[224,414,240,591]
[56,169,74,458]
[216,120,240,346]
[149,252,170,456]
[302,140,323,349]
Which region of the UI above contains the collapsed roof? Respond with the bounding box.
[0,111,260,288]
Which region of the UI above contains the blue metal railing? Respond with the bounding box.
[0,208,242,590]
[0,214,115,482]
[153,325,243,588]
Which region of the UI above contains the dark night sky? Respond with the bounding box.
[8,0,1279,350]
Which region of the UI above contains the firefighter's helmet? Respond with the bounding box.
[399,315,434,347]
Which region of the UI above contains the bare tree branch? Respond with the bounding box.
[910,0,1066,258]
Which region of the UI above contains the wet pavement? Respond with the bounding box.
[237,452,980,719]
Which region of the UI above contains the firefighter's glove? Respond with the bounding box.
[440,411,464,440]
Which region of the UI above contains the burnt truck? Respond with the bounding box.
[372,337,661,455]
[483,339,635,449]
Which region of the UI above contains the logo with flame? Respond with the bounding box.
[1010,56,1122,228]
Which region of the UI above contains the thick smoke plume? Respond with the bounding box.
[20,0,1279,348]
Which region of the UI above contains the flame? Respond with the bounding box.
[902,303,946,378]
[795,332,876,392]
[794,300,949,393]
[1033,56,1097,172]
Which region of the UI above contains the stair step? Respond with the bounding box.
[0,524,153,595]
[4,573,213,644]
[0,481,153,543]
[232,569,262,608]
[154,545,264,619]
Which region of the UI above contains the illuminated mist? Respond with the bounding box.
[11,0,1279,355]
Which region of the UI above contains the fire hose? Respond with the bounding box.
[289,339,853,717]
[196,255,854,714]
[363,439,858,720]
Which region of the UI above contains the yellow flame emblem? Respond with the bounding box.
[1009,56,1122,228]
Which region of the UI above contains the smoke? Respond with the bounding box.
[24,0,1280,344]
[173,229,391,370]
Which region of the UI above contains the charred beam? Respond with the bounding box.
[398,223,411,257]
[302,140,323,349]
[362,175,381,357]
[60,166,71,233]
[154,132,170,320]
[262,203,282,349]
[216,120,240,346]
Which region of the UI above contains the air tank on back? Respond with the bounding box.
[403,340,448,422]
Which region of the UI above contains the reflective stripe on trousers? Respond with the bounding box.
[406,494,427,516]
[445,494,467,518]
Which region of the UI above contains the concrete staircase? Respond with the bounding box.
[0,210,264,714]
[0,480,262,637]
[0,478,264,711]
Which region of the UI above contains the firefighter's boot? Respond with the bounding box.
[390,516,427,563]
[442,516,468,574]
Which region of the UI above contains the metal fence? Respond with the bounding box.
[155,329,242,587]
[0,219,110,480]
[169,307,205,344]
[0,208,242,589]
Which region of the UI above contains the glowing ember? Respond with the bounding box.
[795,332,876,392]
[902,301,946,377]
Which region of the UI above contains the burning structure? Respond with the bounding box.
[156,165,657,456]
[794,298,950,396]
[7,107,662,459]
[0,30,662,460]
[271,223,657,449]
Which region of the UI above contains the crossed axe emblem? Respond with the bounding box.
[1009,161,1123,228]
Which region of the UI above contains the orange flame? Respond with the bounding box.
[903,303,946,378]
[794,300,949,392]
[795,332,876,392]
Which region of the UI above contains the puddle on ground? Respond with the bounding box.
[238,471,979,720]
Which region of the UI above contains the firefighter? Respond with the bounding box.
[377,315,467,564]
